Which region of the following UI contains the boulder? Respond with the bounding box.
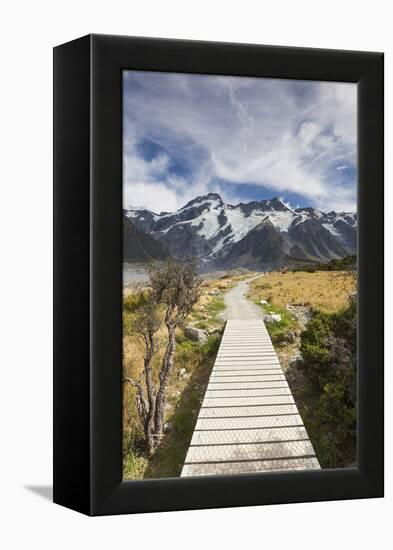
[284,330,296,343]
[276,330,296,345]
[288,353,303,367]
[184,325,208,343]
[260,299,268,305]
[264,313,282,323]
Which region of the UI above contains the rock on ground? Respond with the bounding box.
[264,313,282,323]
[184,325,208,343]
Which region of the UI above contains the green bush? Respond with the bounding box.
[293,255,357,273]
[289,299,357,468]
[123,291,149,313]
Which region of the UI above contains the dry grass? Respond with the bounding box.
[249,270,356,314]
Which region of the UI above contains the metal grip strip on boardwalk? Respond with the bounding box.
[181,319,320,477]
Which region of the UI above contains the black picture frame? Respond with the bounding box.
[53,34,384,516]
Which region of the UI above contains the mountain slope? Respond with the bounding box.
[288,218,350,261]
[123,214,170,262]
[223,220,289,269]
[125,194,356,269]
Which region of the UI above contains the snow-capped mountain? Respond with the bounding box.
[125,193,357,269]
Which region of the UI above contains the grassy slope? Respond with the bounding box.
[248,270,356,366]
[247,279,301,369]
[248,271,356,371]
[249,270,356,314]
[254,301,298,344]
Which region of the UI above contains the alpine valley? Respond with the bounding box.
[124,193,357,270]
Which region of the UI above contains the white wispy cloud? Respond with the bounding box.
[123,72,357,213]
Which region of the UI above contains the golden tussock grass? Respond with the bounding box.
[249,270,356,314]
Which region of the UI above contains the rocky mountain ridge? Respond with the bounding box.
[125,193,357,269]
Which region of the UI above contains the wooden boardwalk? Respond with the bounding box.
[181,319,320,477]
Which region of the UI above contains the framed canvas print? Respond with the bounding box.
[53,34,384,515]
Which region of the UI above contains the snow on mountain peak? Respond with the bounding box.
[180,193,223,211]
[128,194,357,265]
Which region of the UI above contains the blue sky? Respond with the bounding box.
[123,71,357,213]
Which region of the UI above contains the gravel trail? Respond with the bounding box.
[223,277,263,320]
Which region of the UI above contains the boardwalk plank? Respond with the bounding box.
[195,414,305,430]
[198,404,300,417]
[205,387,292,398]
[208,375,286,383]
[201,395,295,407]
[211,369,283,377]
[181,458,320,477]
[214,361,280,367]
[190,426,309,445]
[185,439,316,463]
[206,381,290,390]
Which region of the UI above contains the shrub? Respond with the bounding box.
[291,301,357,468]
[293,255,357,273]
[123,291,149,313]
